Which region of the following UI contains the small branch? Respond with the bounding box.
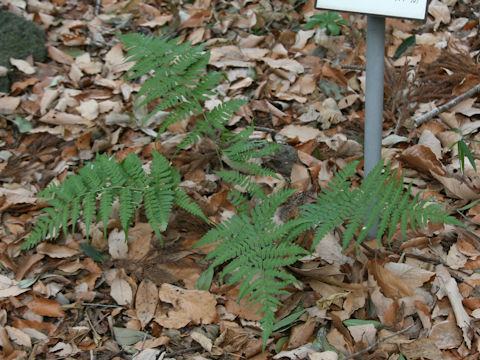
[414,82,480,126]
[164,345,203,357]
[341,64,365,71]
[81,302,126,309]
[342,323,414,360]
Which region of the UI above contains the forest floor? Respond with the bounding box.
[1,0,480,359]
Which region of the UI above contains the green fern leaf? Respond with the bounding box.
[196,189,308,348]
[99,187,116,238]
[299,159,464,251]
[119,33,222,130]
[21,151,207,250]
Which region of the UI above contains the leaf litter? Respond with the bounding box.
[0,0,480,358]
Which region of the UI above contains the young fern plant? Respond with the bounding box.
[195,189,308,348]
[200,159,463,348]
[21,151,208,250]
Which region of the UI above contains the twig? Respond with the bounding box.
[342,323,414,360]
[81,302,126,309]
[414,82,480,126]
[341,64,365,71]
[164,345,203,357]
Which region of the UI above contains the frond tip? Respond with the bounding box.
[21,151,208,250]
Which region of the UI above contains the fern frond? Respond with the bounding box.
[299,159,463,251]
[215,170,266,199]
[119,33,223,130]
[21,151,207,250]
[178,99,246,150]
[196,189,308,348]
[174,189,210,224]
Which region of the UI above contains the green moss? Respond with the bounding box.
[0,9,47,92]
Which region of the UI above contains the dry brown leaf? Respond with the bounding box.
[190,330,213,352]
[0,275,30,299]
[0,96,21,114]
[0,185,37,206]
[437,130,462,149]
[348,324,376,345]
[290,76,316,95]
[428,0,451,29]
[308,351,338,360]
[287,317,317,349]
[135,279,158,328]
[10,58,35,75]
[224,286,263,321]
[326,328,350,355]
[15,254,44,281]
[446,243,468,269]
[418,129,442,159]
[75,53,102,74]
[133,336,169,350]
[36,243,79,258]
[369,260,413,299]
[155,283,217,328]
[5,326,31,348]
[140,15,173,28]
[290,163,311,190]
[312,232,353,267]
[0,326,13,356]
[108,229,128,260]
[399,144,445,176]
[279,125,322,142]
[429,312,463,349]
[40,89,59,115]
[430,172,480,200]
[241,48,269,60]
[110,278,133,306]
[432,264,471,348]
[128,223,153,261]
[383,262,435,289]
[26,297,66,317]
[263,58,304,74]
[399,337,442,359]
[47,46,74,65]
[40,109,93,126]
[331,290,366,321]
[209,46,253,68]
[76,100,99,121]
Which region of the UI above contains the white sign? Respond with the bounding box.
[315,0,428,20]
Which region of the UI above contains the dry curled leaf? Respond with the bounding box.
[135,279,158,328]
[155,283,217,328]
[399,144,445,176]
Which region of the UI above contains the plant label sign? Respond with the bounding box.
[315,0,428,20]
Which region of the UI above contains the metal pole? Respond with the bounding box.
[364,15,385,176]
[364,16,385,237]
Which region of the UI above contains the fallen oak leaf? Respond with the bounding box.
[154,283,217,328]
[26,297,66,317]
[135,279,158,328]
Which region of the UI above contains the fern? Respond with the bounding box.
[178,99,247,150]
[21,151,208,250]
[22,32,466,351]
[215,125,281,209]
[195,189,308,348]
[299,160,464,251]
[119,33,224,132]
